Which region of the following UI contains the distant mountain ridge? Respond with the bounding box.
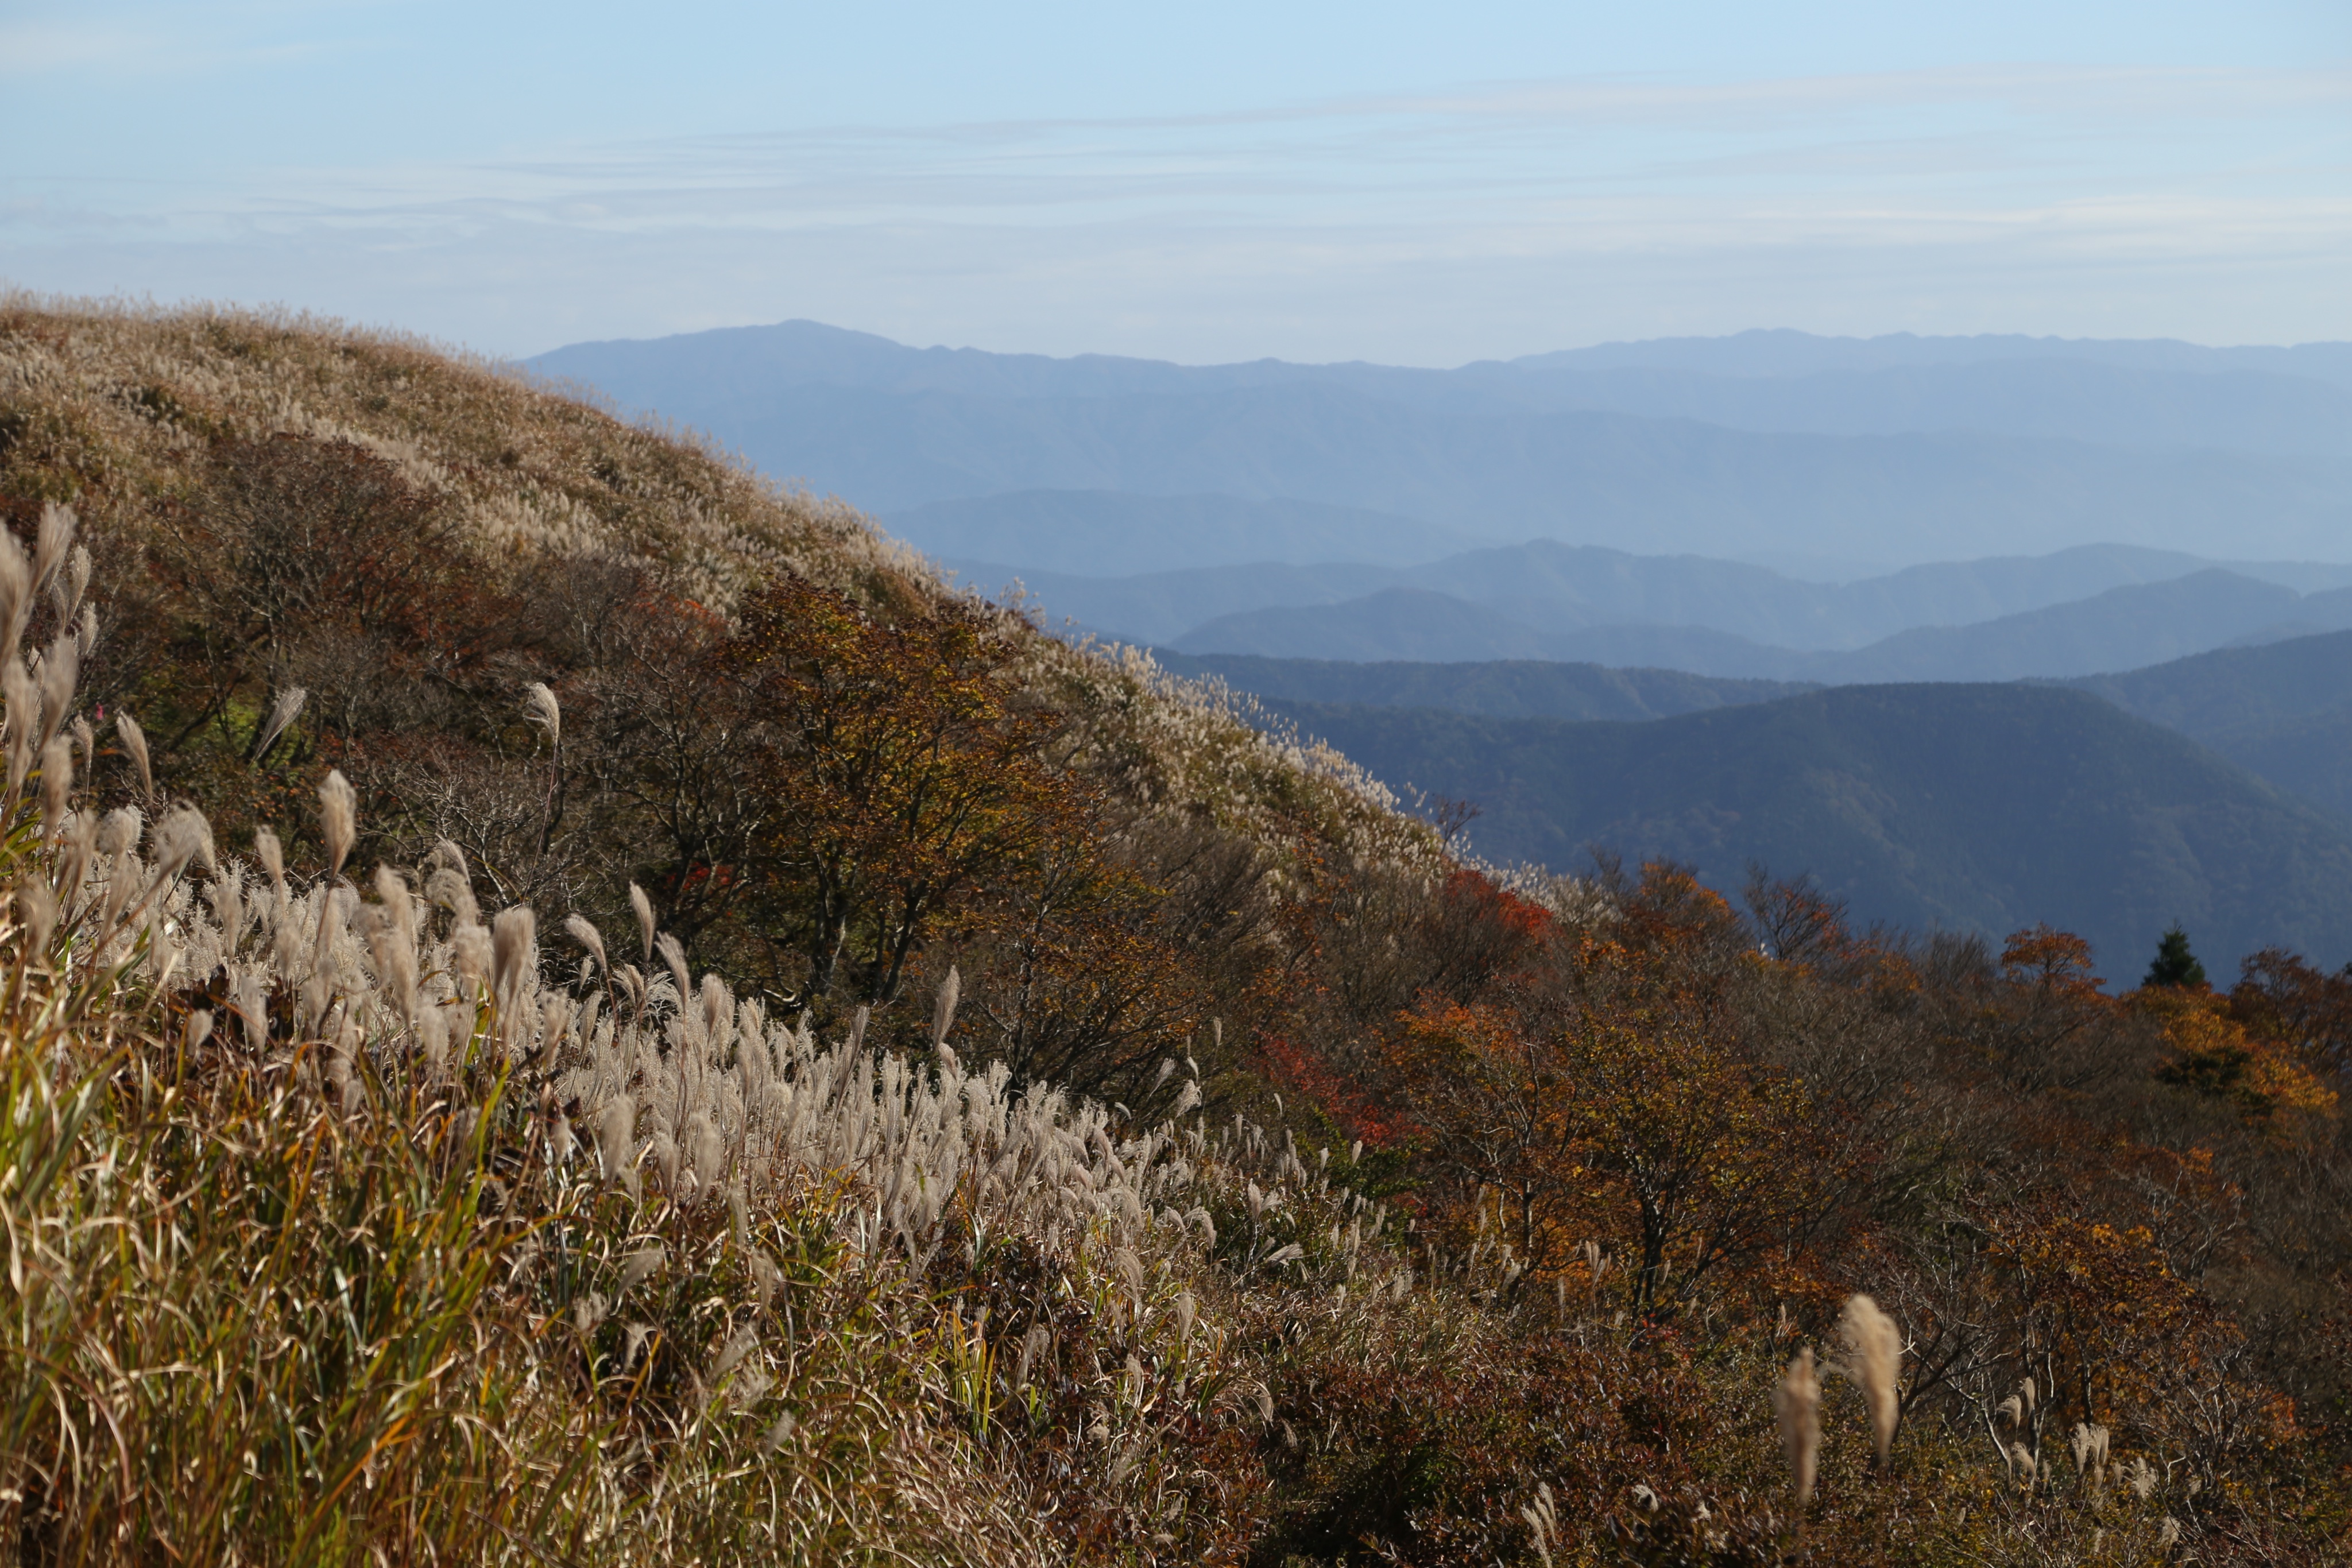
[1504,328,2352,387]
[1167,568,2352,682]
[1152,652,1815,722]
[529,321,2352,566]
[899,491,1488,575]
[965,537,2352,654]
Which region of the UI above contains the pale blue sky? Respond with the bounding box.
[5,1,2348,362]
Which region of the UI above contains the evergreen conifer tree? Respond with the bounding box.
[2145,924,2208,990]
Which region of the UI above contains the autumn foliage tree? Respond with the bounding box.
[713,573,1068,1008]
[1380,865,1838,1313]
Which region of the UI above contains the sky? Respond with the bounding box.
[4,1,2349,364]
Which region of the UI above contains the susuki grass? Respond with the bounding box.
[0,507,1392,1561]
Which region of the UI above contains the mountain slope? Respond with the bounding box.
[2069,630,2352,824]
[1824,572,2352,682]
[1264,684,2352,972]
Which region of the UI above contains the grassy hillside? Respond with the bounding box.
[7,299,2352,1565]
[1267,683,2352,973]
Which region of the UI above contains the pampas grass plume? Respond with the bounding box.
[491,905,536,1003]
[523,682,560,749]
[17,876,56,957]
[32,501,73,598]
[565,913,607,976]
[1775,1345,1821,1506]
[38,737,70,838]
[251,687,307,764]
[931,964,961,1048]
[629,881,655,962]
[595,1098,636,1183]
[0,516,29,658]
[318,770,356,877]
[37,634,77,748]
[1839,1294,1902,1468]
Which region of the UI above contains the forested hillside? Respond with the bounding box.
[1264,683,2352,973]
[2071,630,2352,825]
[4,299,2350,1565]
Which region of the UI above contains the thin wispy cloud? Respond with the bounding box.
[6,59,2347,358]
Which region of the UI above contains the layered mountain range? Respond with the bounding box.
[532,321,2352,571]
[1197,632,2352,971]
[534,321,2352,969]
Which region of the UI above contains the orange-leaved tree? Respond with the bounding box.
[722,573,1069,1009]
[1386,919,1825,1313]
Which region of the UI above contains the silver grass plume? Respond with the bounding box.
[2070,1422,2110,1489]
[629,881,655,962]
[425,840,478,926]
[1775,1346,1821,1507]
[749,1247,780,1311]
[491,905,537,1005]
[56,810,94,908]
[254,826,287,900]
[538,1001,574,1072]
[38,737,70,841]
[16,877,56,957]
[566,912,607,977]
[153,806,214,882]
[3,660,36,804]
[523,682,560,749]
[363,865,419,1020]
[2008,1443,2036,1490]
[1522,1482,1558,1568]
[36,633,76,749]
[318,769,357,877]
[655,931,689,1008]
[595,1098,639,1199]
[620,1244,664,1291]
[251,686,308,764]
[32,502,74,601]
[65,545,90,624]
[0,521,29,661]
[1839,1294,1902,1468]
[931,964,961,1048]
